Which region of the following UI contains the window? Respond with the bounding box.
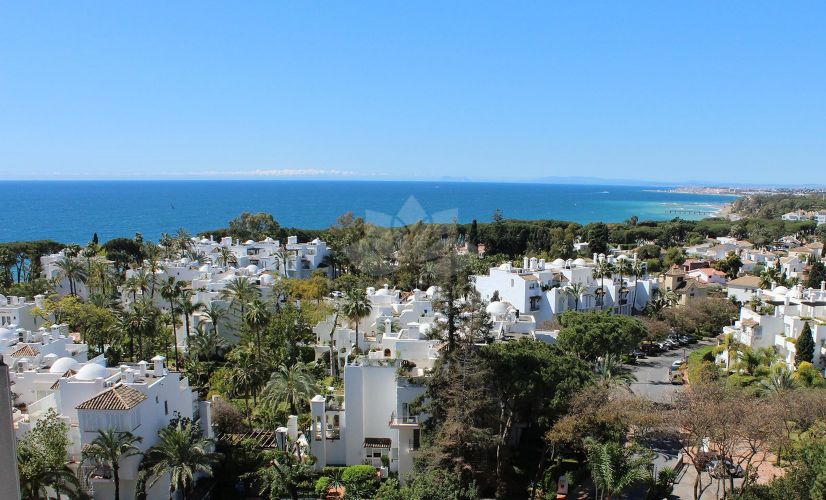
[164,401,168,415]
[412,429,421,450]
[530,296,541,311]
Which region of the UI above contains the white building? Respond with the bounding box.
[0,293,46,331]
[11,352,211,500]
[726,275,762,303]
[472,255,657,325]
[722,283,826,370]
[687,268,728,285]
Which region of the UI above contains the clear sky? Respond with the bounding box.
[1,2,825,184]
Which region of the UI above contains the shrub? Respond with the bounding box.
[342,464,379,499]
[315,476,331,497]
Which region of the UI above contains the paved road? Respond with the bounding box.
[629,340,715,495]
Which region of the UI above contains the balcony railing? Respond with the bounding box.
[389,412,419,427]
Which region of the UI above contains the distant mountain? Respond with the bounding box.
[532,176,678,187]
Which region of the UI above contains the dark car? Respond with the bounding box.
[708,459,745,478]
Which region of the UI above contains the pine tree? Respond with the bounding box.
[807,261,826,289]
[468,220,479,245]
[795,322,815,366]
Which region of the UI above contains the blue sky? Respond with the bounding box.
[1,2,825,184]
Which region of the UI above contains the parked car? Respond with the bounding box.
[633,349,647,359]
[683,335,698,344]
[671,359,685,370]
[708,459,745,478]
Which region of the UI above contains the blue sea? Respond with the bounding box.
[0,181,737,244]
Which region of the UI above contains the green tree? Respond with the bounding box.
[251,441,314,500]
[807,261,826,289]
[341,465,379,500]
[556,311,647,362]
[227,212,281,242]
[160,277,182,368]
[584,438,652,500]
[139,419,221,500]
[795,322,815,366]
[341,287,372,352]
[17,408,81,500]
[564,282,587,312]
[262,362,318,416]
[82,429,143,500]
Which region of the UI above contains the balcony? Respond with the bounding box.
[389,412,420,428]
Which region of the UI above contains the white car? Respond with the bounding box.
[671,359,685,370]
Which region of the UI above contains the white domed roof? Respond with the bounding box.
[200,238,210,244]
[244,239,255,245]
[199,265,210,273]
[246,264,258,273]
[773,286,790,297]
[426,286,439,297]
[75,363,108,381]
[49,357,81,374]
[259,274,275,285]
[486,301,510,317]
[552,258,566,266]
[573,258,586,267]
[375,287,390,296]
[0,327,14,340]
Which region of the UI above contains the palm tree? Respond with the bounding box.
[140,420,221,500]
[592,259,614,310]
[176,289,204,345]
[341,288,372,351]
[217,247,237,269]
[564,282,587,311]
[243,298,271,356]
[203,302,228,337]
[228,344,262,424]
[220,276,259,318]
[262,362,318,415]
[584,438,651,500]
[82,429,143,500]
[19,459,83,500]
[174,228,192,257]
[57,255,87,296]
[593,354,637,390]
[761,365,797,394]
[714,332,742,372]
[630,259,645,313]
[160,278,182,369]
[189,324,227,361]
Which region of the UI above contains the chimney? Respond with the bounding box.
[137,360,147,378]
[384,318,392,336]
[523,257,529,269]
[34,295,45,308]
[151,356,165,376]
[275,427,288,451]
[538,258,545,269]
[593,253,598,262]
[287,415,298,441]
[530,257,538,271]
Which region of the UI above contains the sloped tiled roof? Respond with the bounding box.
[728,276,762,288]
[10,345,40,357]
[76,384,147,411]
[49,370,78,390]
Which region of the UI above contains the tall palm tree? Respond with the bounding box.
[630,259,645,313]
[262,362,318,415]
[585,438,651,500]
[189,324,227,361]
[203,302,228,338]
[592,259,614,310]
[176,289,204,345]
[714,332,742,372]
[160,278,182,369]
[57,255,87,296]
[19,459,82,500]
[593,354,637,390]
[217,247,237,269]
[228,345,261,425]
[243,298,271,356]
[564,282,587,312]
[174,228,192,258]
[82,429,143,500]
[140,420,221,500]
[341,288,372,351]
[220,276,259,318]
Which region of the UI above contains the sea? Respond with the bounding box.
[0,180,737,244]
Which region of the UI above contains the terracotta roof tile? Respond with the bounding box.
[76,384,147,411]
[10,345,40,357]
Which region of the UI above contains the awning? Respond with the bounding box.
[363,438,391,449]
